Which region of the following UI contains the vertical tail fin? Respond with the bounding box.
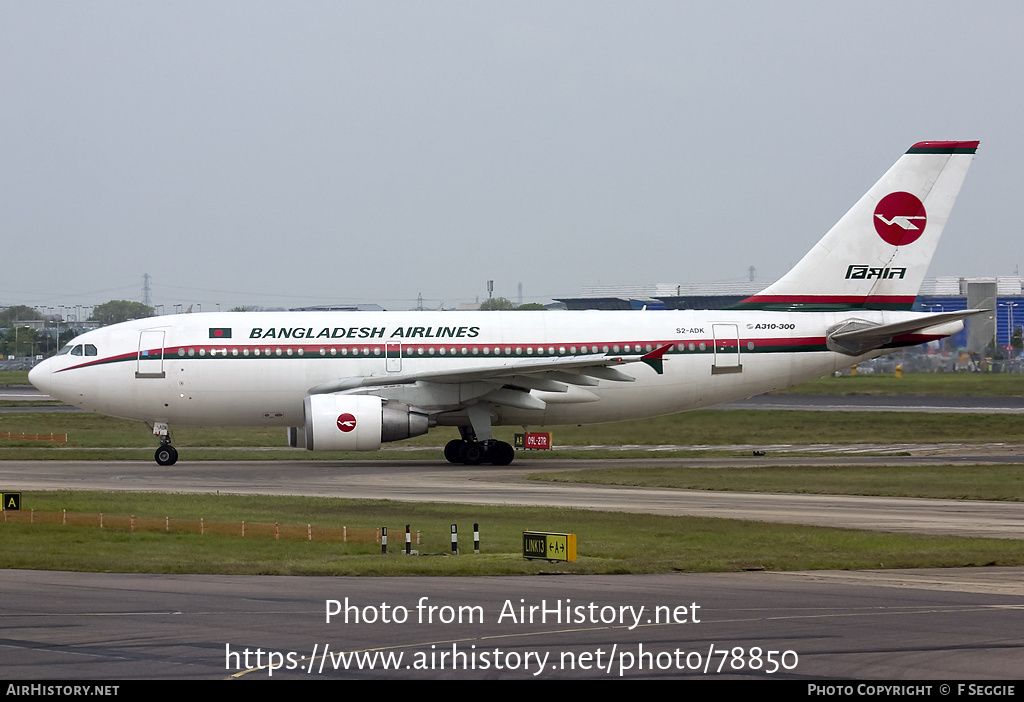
[734,141,978,311]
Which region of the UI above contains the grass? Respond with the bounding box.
[0,371,29,385]
[3,490,1022,575]
[529,410,1024,446]
[2,410,1024,461]
[528,465,1024,501]
[777,372,1024,396]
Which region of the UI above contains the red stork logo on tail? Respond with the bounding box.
[874,191,927,246]
[337,413,357,432]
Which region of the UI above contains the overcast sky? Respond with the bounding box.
[1,2,1020,313]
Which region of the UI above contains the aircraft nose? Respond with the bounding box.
[28,358,51,396]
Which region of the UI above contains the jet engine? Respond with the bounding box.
[289,394,430,451]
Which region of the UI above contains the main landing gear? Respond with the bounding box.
[444,438,515,466]
[445,412,515,466]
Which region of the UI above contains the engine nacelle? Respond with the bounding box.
[293,394,430,451]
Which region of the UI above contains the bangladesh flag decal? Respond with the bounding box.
[209,328,232,339]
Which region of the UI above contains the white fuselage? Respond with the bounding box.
[30,308,913,431]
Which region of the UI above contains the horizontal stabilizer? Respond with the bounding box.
[827,309,985,356]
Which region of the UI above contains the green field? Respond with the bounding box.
[2,490,1022,576]
[775,372,1024,396]
[530,464,1024,501]
[0,371,31,385]
[2,409,1023,461]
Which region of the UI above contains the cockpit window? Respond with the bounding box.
[56,343,96,358]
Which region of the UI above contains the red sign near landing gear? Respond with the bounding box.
[514,432,551,449]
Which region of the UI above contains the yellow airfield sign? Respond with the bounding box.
[522,531,577,562]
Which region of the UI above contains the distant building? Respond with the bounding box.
[558,282,764,311]
[918,277,1024,351]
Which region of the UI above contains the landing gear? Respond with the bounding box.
[461,441,486,465]
[444,439,464,464]
[154,443,178,466]
[486,440,515,466]
[154,432,178,466]
[444,426,516,466]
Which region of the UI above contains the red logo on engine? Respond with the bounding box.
[337,413,357,432]
[874,192,926,246]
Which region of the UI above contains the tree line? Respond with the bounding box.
[0,300,154,357]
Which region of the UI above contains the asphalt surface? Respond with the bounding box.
[2,568,1022,680]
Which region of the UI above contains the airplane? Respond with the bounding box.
[29,140,981,467]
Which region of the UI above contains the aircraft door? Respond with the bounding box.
[386,342,402,372]
[137,330,166,378]
[711,323,742,375]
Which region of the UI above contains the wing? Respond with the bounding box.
[306,345,673,412]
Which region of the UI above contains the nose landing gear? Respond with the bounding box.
[152,423,178,466]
